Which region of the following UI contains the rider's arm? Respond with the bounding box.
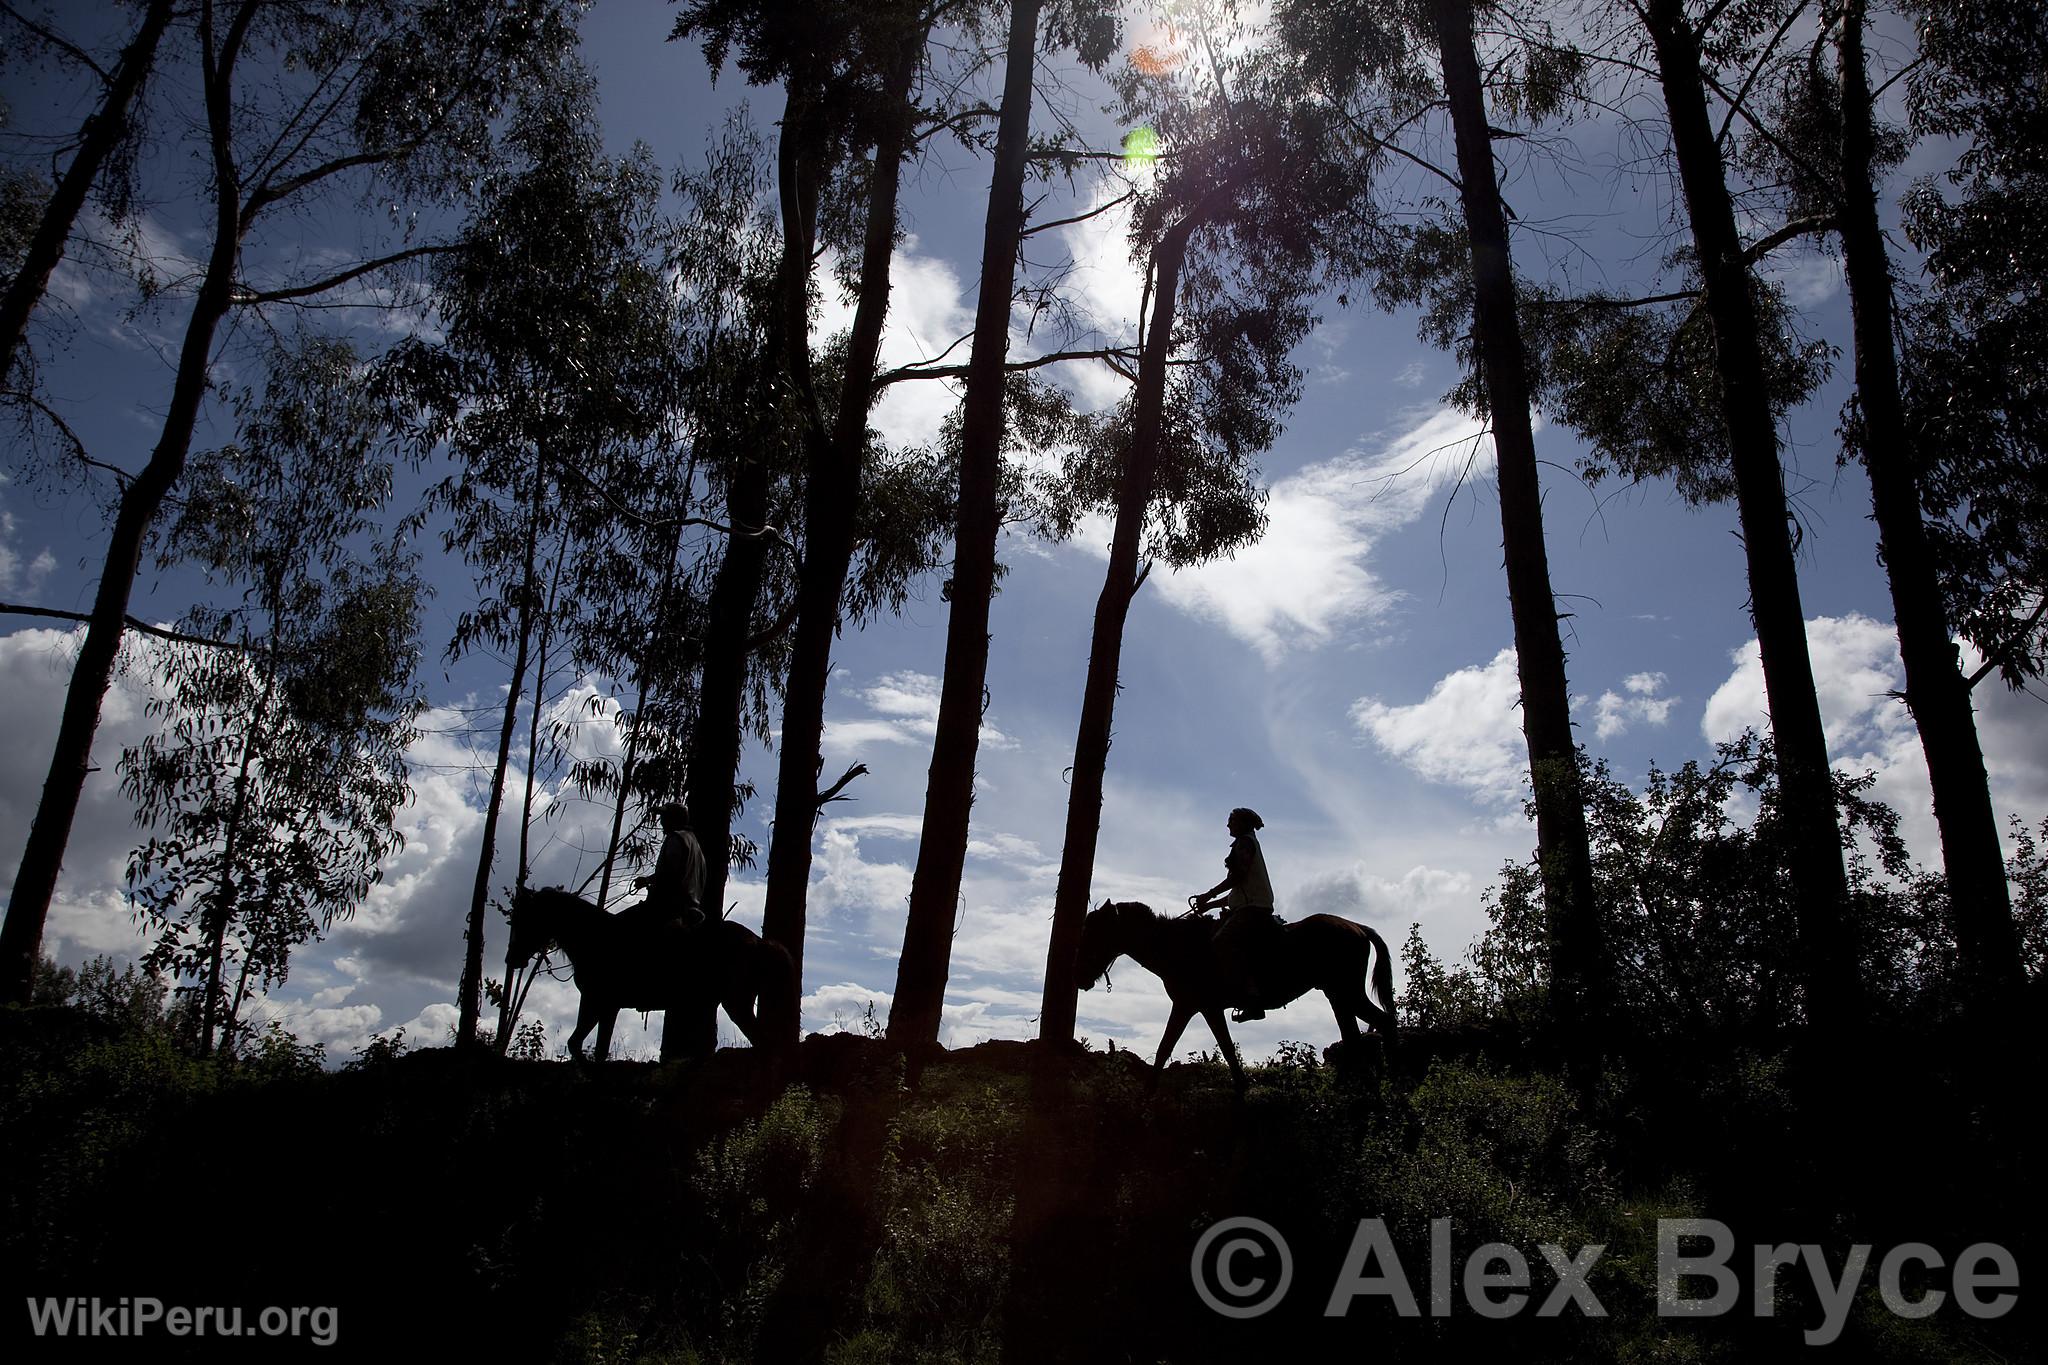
[1192,870,1235,909]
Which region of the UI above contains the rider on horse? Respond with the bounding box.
[633,802,707,931]
[1190,806,1278,1022]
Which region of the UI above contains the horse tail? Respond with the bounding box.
[1362,923,1399,1033]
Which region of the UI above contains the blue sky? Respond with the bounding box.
[4,0,2043,1062]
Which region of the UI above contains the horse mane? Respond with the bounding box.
[1104,900,1213,945]
[523,885,599,918]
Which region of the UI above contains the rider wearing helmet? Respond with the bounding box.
[1191,806,1276,1022]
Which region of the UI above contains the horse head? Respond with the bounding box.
[505,885,566,969]
[1077,899,1140,991]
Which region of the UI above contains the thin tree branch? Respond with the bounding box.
[1018,187,1137,239]
[874,344,1137,387]
[1715,0,1811,151]
[1744,211,1836,261]
[816,762,869,807]
[0,601,253,651]
[746,594,801,652]
[234,243,461,305]
[0,2,109,83]
[242,144,420,219]
[1967,598,2048,690]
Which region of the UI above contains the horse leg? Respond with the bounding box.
[1329,989,1363,1048]
[724,990,762,1047]
[1150,1000,1196,1092]
[568,1000,596,1064]
[595,1008,616,1063]
[1201,1006,1247,1095]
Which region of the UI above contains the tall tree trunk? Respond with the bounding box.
[197,661,272,1057]
[1039,229,1189,1045]
[0,1,255,1007]
[664,88,822,1062]
[1646,0,1857,1032]
[1834,0,2024,1012]
[759,32,922,1047]
[495,524,565,1053]
[595,517,683,916]
[888,0,1043,1051]
[0,0,176,381]
[455,488,543,1047]
[1431,0,1605,1042]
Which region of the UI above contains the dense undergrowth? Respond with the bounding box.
[2,987,2038,1363]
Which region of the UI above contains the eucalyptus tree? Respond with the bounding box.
[120,336,424,1057]
[1634,0,1858,1031]
[1426,0,1609,1041]
[673,0,935,1047]
[1036,28,1371,1044]
[668,1,846,973]
[1900,0,2048,707]
[0,0,586,1008]
[400,70,692,1048]
[1266,0,1612,1039]
[1819,0,2027,1013]
[1474,0,1861,1035]
[890,0,1121,1050]
[0,0,176,385]
[753,0,933,1047]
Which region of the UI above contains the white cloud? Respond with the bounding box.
[1702,614,1906,753]
[0,474,57,596]
[1593,670,1677,740]
[1353,647,1528,804]
[1291,862,1476,925]
[1701,614,2048,865]
[814,237,976,448]
[1132,407,1492,662]
[0,627,162,963]
[821,669,1015,753]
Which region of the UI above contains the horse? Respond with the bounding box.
[1075,900,1397,1092]
[506,885,795,1063]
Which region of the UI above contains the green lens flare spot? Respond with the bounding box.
[1122,126,1160,168]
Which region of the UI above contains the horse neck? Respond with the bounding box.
[1116,910,1179,975]
[539,895,604,959]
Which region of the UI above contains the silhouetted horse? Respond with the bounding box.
[1075,900,1397,1091]
[506,886,794,1062]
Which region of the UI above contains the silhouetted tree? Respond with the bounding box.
[120,336,424,1057]
[1640,0,1858,1032]
[1899,0,2048,705]
[0,0,585,1008]
[396,74,688,1047]
[1038,24,1362,1042]
[891,0,1120,1050]
[1428,0,1607,1044]
[1826,0,2025,1015]
[0,0,175,385]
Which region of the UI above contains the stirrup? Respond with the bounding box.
[1232,1007,1265,1022]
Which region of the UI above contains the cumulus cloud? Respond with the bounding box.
[1593,671,1677,741]
[1352,647,1528,804]
[810,236,980,449]
[1290,863,1476,925]
[0,475,57,595]
[1701,613,2048,864]
[1702,614,1905,753]
[0,627,161,963]
[821,669,1015,753]
[1128,408,1492,662]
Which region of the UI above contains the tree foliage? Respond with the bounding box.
[119,336,424,1055]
